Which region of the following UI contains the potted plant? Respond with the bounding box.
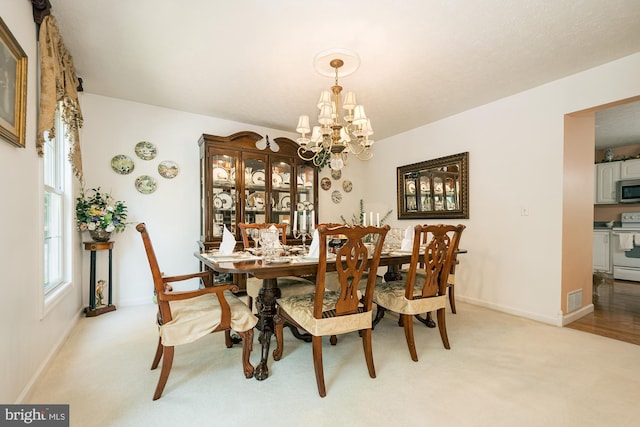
[75,187,128,241]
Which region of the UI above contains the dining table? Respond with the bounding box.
[195,249,418,381]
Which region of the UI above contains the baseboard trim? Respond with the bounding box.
[16,308,83,403]
[561,304,594,326]
[456,295,564,326]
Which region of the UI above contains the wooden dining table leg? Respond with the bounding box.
[383,264,403,282]
[253,278,281,381]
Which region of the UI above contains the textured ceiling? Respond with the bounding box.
[50,0,640,145]
[595,101,640,149]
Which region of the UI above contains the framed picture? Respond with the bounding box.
[397,152,469,219]
[0,17,27,148]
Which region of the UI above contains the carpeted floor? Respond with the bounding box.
[24,302,640,427]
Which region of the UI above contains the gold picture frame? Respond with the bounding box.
[0,17,27,148]
[397,152,469,219]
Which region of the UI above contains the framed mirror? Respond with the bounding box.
[397,152,469,219]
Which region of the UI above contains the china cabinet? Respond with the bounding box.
[198,131,318,251]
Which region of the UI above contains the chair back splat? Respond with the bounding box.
[238,222,288,248]
[409,224,464,300]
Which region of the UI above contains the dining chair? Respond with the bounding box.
[273,224,390,397]
[238,222,315,312]
[409,226,465,328]
[136,223,257,400]
[373,224,465,362]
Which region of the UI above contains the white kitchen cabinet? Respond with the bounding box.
[593,230,611,273]
[620,158,640,179]
[594,162,620,204]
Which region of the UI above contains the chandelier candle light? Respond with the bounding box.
[295,49,374,171]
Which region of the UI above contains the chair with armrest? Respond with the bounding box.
[373,224,464,361]
[238,222,315,312]
[137,223,257,400]
[273,224,390,397]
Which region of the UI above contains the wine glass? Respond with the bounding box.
[250,229,262,251]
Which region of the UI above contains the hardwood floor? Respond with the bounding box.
[566,279,640,346]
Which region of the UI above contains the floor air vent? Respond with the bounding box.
[567,289,583,312]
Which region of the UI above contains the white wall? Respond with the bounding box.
[0,2,83,403]
[365,53,640,325]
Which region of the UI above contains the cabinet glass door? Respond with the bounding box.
[295,164,315,233]
[243,154,267,225]
[270,159,292,234]
[211,153,237,238]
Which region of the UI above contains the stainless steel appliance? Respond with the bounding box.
[612,212,640,281]
[617,179,640,203]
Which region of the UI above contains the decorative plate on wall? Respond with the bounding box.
[158,160,179,179]
[135,175,157,194]
[342,180,353,192]
[331,169,342,180]
[331,190,342,204]
[321,177,331,191]
[111,154,134,175]
[134,141,157,160]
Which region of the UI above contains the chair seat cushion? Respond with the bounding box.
[277,291,371,337]
[246,276,315,299]
[373,280,447,315]
[161,291,258,346]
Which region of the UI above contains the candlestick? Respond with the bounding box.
[362,212,366,227]
[376,213,380,227]
[311,210,315,230]
[370,211,373,227]
[293,211,297,232]
[302,212,307,232]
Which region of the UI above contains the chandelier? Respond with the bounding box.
[295,49,374,171]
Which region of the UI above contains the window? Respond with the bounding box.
[43,110,71,295]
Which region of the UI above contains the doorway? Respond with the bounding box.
[564,96,640,343]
